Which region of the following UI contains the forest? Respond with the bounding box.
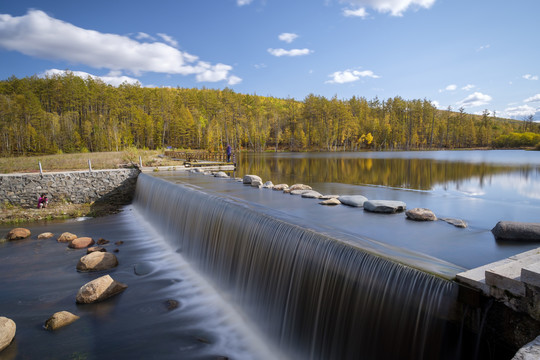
[0,72,538,156]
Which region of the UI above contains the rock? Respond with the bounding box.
[76,275,128,304]
[491,221,540,241]
[0,317,16,352]
[406,208,437,221]
[319,195,340,200]
[243,175,262,185]
[272,184,289,191]
[440,218,468,228]
[262,181,274,189]
[37,232,54,239]
[286,184,312,192]
[364,200,406,213]
[290,189,312,196]
[87,246,106,254]
[134,262,155,276]
[301,191,323,199]
[214,172,229,178]
[57,232,77,242]
[251,179,263,188]
[165,299,180,311]
[6,228,31,241]
[97,238,109,245]
[338,195,368,207]
[68,237,95,249]
[44,311,80,331]
[512,335,540,360]
[76,252,118,272]
[319,198,341,206]
[115,241,124,245]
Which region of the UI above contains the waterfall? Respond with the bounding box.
[133,173,461,359]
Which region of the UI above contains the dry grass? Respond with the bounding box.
[0,149,182,174]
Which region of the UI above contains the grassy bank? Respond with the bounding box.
[0,148,181,174]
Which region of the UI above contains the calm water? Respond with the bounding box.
[156,149,540,271]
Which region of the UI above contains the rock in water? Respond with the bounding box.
[243,175,262,185]
[301,191,323,199]
[406,208,437,221]
[77,252,118,272]
[338,195,368,207]
[262,181,274,189]
[319,198,341,206]
[214,172,229,178]
[57,232,77,242]
[440,218,468,228]
[68,237,95,249]
[272,184,289,191]
[44,311,80,330]
[364,200,406,213]
[37,232,54,239]
[491,221,540,241]
[287,184,312,192]
[6,228,31,241]
[76,275,127,304]
[0,317,16,352]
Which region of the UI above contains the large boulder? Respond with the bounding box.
[406,208,437,221]
[251,179,263,188]
[0,317,16,352]
[243,175,262,185]
[364,200,406,213]
[76,275,127,304]
[57,232,77,242]
[76,252,118,272]
[492,221,540,242]
[6,228,31,241]
[68,237,95,249]
[44,311,80,331]
[272,184,289,191]
[338,195,368,207]
[37,232,54,239]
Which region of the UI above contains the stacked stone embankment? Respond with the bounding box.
[0,169,140,208]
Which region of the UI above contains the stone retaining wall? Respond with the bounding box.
[0,169,140,208]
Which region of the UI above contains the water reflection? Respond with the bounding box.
[237,151,539,192]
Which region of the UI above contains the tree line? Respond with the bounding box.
[0,72,536,156]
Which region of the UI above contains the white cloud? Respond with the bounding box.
[228,75,243,85]
[456,92,492,108]
[343,7,369,18]
[503,105,537,118]
[278,33,298,43]
[523,74,539,81]
[326,69,380,84]
[267,48,313,57]
[439,84,457,92]
[431,100,441,109]
[135,32,156,41]
[524,94,540,103]
[340,0,435,16]
[42,69,140,87]
[237,0,253,5]
[462,84,475,91]
[157,33,178,48]
[0,10,239,84]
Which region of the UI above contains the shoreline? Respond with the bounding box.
[0,202,123,225]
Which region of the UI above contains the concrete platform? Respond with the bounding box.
[456,247,540,319]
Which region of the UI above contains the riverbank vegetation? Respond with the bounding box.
[1,73,538,157]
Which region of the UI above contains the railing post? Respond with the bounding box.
[38,161,43,177]
[88,159,92,172]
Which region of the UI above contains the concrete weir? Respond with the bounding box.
[456,247,540,357]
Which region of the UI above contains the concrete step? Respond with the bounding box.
[485,254,540,297]
[456,258,512,296]
[522,262,540,288]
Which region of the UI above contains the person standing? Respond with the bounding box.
[226,143,232,163]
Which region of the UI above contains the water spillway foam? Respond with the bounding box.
[133,173,461,359]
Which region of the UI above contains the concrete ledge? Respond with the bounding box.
[522,263,540,288]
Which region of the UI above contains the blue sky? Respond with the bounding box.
[0,0,539,119]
